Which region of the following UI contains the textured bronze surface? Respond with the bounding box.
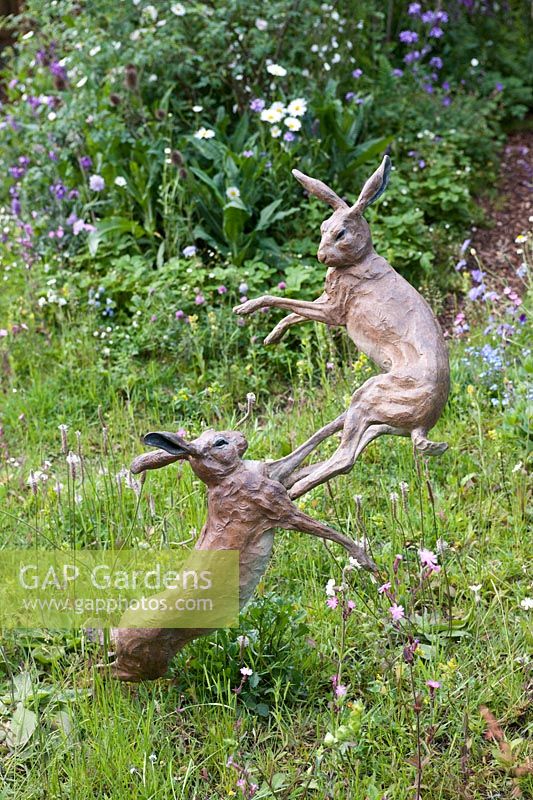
[111,428,375,680]
[234,157,450,498]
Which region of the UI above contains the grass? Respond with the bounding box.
[0,262,531,799]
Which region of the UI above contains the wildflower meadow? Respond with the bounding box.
[0,1,531,798]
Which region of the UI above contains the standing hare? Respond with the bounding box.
[234,156,450,498]
[111,427,375,680]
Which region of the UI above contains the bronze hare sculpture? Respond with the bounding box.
[110,428,376,681]
[235,156,450,498]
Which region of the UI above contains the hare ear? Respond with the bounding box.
[351,155,391,215]
[292,169,348,211]
[143,432,196,458]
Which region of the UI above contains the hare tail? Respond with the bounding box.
[411,428,448,456]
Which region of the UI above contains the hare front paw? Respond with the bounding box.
[233,296,273,315]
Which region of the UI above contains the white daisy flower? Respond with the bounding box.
[171,3,186,15]
[287,97,307,117]
[226,186,240,200]
[260,106,284,124]
[266,63,287,77]
[520,597,533,610]
[270,125,282,138]
[114,176,127,187]
[284,116,302,131]
[194,127,215,139]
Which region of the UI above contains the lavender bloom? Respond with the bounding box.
[399,30,419,44]
[9,165,26,179]
[80,155,92,170]
[283,131,296,142]
[442,96,451,107]
[455,259,466,271]
[345,91,355,100]
[442,81,451,91]
[421,10,437,23]
[418,159,426,168]
[217,285,227,294]
[50,182,67,199]
[423,84,434,94]
[352,68,363,78]
[249,98,265,112]
[430,56,443,69]
[471,269,485,283]
[89,174,105,191]
[435,11,449,23]
[392,68,404,77]
[430,26,444,38]
[468,284,486,301]
[495,82,504,92]
[183,245,196,257]
[404,50,420,64]
[195,293,205,305]
[408,2,421,14]
[242,150,254,157]
[175,309,185,319]
[68,189,80,200]
[50,61,67,80]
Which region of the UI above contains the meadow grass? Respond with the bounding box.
[0,277,531,799]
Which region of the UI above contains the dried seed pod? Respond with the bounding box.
[124,64,138,90]
[171,150,183,166]
[109,93,122,107]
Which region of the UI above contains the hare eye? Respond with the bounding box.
[335,229,346,241]
[214,438,228,447]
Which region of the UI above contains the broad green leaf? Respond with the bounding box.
[6,703,37,750]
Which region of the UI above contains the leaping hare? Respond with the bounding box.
[234,156,450,499]
[111,427,375,680]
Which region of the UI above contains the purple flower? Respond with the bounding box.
[9,165,25,179]
[392,68,404,78]
[471,269,485,284]
[418,159,426,169]
[455,259,466,271]
[327,597,338,609]
[442,96,451,107]
[49,182,67,199]
[378,581,391,594]
[49,61,67,80]
[238,282,248,294]
[175,309,185,319]
[419,548,439,571]
[217,285,227,294]
[249,98,265,112]
[404,50,420,64]
[421,10,437,23]
[430,56,443,69]
[182,245,196,258]
[89,174,105,191]
[408,2,421,15]
[80,155,92,170]
[389,603,405,621]
[399,30,418,44]
[195,293,205,305]
[68,189,80,200]
[495,82,504,92]
[352,68,363,78]
[423,84,434,94]
[345,91,355,100]
[468,284,486,301]
[430,26,444,38]
[435,11,448,23]
[242,149,254,157]
[283,131,295,142]
[277,281,286,290]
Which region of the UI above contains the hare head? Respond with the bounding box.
[292,155,391,269]
[143,429,248,484]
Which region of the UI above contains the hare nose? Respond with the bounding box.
[317,247,327,263]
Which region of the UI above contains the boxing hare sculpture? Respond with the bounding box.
[235,156,450,498]
[111,427,376,681]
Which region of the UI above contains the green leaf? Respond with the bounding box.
[6,703,37,750]
[223,202,249,247]
[256,199,296,232]
[88,217,146,256]
[189,166,225,206]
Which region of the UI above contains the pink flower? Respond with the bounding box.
[419,548,439,571]
[327,597,338,609]
[195,294,205,305]
[217,285,227,294]
[335,684,347,697]
[240,666,252,676]
[389,603,405,621]
[277,281,286,290]
[378,581,391,594]
[0,329,8,338]
[347,599,356,610]
[426,679,441,689]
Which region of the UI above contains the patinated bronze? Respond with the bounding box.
[234,156,450,498]
[110,427,376,681]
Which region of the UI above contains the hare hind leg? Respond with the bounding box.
[411,428,448,456]
[289,421,405,499]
